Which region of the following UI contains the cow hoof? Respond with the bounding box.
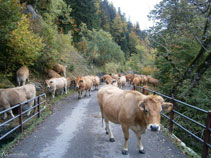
[106,131,108,135]
[109,138,115,142]
[78,97,81,99]
[139,149,145,154]
[122,150,128,155]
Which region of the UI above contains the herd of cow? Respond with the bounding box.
[0,63,173,155]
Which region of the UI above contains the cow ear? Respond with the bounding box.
[139,101,145,111]
[162,102,173,112]
[105,80,109,84]
[50,81,53,83]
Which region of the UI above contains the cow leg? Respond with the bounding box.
[3,112,7,120]
[78,90,81,99]
[27,100,34,116]
[104,118,115,142]
[7,110,15,119]
[84,90,87,97]
[89,89,91,96]
[121,124,129,155]
[52,89,55,98]
[65,85,67,94]
[134,131,145,154]
[131,127,145,154]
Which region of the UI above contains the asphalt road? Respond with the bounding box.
[8,87,187,158]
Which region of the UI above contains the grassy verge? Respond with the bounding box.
[161,125,200,158]
[0,90,75,156]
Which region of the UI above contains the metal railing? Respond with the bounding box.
[0,93,46,141]
[134,86,210,158]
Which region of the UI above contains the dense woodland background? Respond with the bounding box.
[0,0,210,154]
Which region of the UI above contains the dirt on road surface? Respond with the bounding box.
[8,87,187,158]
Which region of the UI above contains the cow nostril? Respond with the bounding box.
[150,125,159,131]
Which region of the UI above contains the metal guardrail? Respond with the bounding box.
[134,86,210,158]
[0,93,46,141]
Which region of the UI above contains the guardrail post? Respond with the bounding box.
[202,110,211,158]
[169,96,175,133]
[18,103,23,133]
[37,96,40,118]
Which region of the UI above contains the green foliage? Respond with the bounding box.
[64,0,100,41]
[68,64,75,72]
[8,15,44,67]
[149,0,211,153]
[104,62,119,74]
[78,27,125,66]
[0,0,22,41]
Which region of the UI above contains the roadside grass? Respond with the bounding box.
[0,90,75,156]
[161,126,200,158]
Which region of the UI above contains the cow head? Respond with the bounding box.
[74,77,84,89]
[139,95,173,132]
[45,80,53,89]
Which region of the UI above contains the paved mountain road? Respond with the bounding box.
[8,88,186,158]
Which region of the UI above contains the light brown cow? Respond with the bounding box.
[117,76,126,88]
[111,73,119,80]
[75,76,93,99]
[126,74,135,86]
[47,69,61,78]
[138,75,148,85]
[147,76,159,87]
[16,66,29,86]
[92,76,100,90]
[45,77,67,98]
[97,85,172,155]
[105,77,118,87]
[103,74,112,82]
[0,84,36,119]
[66,77,72,90]
[132,77,141,90]
[53,63,67,77]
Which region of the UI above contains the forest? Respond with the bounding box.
[0,0,210,154]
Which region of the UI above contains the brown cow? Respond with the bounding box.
[97,85,172,155]
[103,74,112,82]
[75,76,93,99]
[53,63,67,77]
[92,76,100,90]
[0,84,36,119]
[126,74,135,86]
[147,76,159,87]
[16,66,29,86]
[138,75,148,85]
[105,77,118,87]
[47,69,61,78]
[132,77,140,90]
[117,76,126,88]
[111,73,119,80]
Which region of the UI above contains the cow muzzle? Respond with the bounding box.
[147,124,160,132]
